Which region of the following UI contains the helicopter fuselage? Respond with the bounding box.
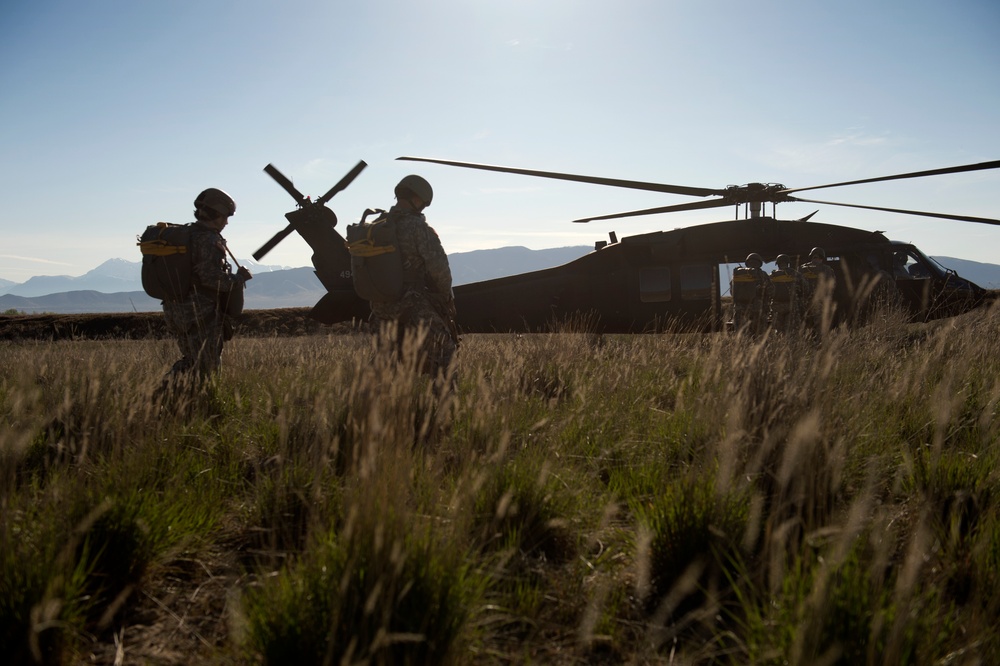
[449,216,987,333]
[260,156,996,333]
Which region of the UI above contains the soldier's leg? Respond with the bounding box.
[154,329,201,408]
[193,316,225,378]
[424,318,457,381]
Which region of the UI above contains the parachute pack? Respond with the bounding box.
[770,269,799,311]
[137,222,193,300]
[344,209,404,302]
[731,267,762,304]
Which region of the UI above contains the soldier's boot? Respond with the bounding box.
[153,359,204,415]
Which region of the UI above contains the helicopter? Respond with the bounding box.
[254,157,1000,334]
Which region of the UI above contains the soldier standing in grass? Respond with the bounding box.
[365,175,457,390]
[799,246,837,332]
[864,254,903,321]
[160,188,251,396]
[769,253,808,333]
[730,252,772,335]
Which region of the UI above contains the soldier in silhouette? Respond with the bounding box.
[769,254,808,333]
[799,247,837,333]
[730,253,772,335]
[158,188,251,401]
[366,175,457,392]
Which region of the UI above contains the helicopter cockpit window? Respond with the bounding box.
[892,250,932,279]
[639,267,671,302]
[680,264,713,301]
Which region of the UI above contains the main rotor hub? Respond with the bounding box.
[723,182,788,204]
[721,183,791,219]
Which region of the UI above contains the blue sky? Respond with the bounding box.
[2,0,998,282]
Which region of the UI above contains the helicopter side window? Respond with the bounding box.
[680,264,713,301]
[893,250,932,279]
[639,267,671,302]
[906,253,931,278]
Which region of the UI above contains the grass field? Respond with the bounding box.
[2,304,999,665]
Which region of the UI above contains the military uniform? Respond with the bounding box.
[369,204,456,378]
[799,259,837,329]
[730,266,772,334]
[869,268,903,314]
[769,262,809,333]
[163,222,243,380]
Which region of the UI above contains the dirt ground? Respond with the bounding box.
[0,308,360,341]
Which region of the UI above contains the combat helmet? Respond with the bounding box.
[745,253,763,268]
[395,175,433,207]
[809,246,825,261]
[194,188,237,219]
[775,253,792,269]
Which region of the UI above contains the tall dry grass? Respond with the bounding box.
[1,303,999,664]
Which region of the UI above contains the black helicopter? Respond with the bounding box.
[254,157,1000,333]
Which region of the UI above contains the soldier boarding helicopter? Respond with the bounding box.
[254,157,1000,333]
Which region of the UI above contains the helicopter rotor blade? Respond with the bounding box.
[781,159,1000,195]
[572,198,733,223]
[787,196,1000,226]
[397,156,724,198]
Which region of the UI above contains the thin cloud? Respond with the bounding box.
[760,130,896,177]
[825,131,888,148]
[302,158,332,174]
[505,37,572,51]
[0,254,74,266]
[476,186,544,194]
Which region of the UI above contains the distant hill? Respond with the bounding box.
[449,246,591,284]
[933,257,1000,290]
[0,247,592,299]
[0,246,593,314]
[0,268,331,314]
[0,257,292,297]
[0,290,161,314]
[3,246,998,315]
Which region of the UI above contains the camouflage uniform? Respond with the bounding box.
[162,222,243,382]
[730,266,772,335]
[769,263,809,333]
[799,259,837,330]
[869,268,904,316]
[369,204,456,378]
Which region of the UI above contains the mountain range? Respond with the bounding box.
[0,246,595,314]
[2,248,999,315]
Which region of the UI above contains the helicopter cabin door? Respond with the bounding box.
[678,263,721,331]
[891,248,934,316]
[636,262,720,332]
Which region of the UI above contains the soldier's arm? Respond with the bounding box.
[417,224,453,296]
[191,231,241,292]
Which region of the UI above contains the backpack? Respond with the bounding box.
[770,269,797,311]
[731,267,761,304]
[344,209,404,302]
[137,222,193,300]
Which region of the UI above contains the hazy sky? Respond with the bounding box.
[2,0,998,282]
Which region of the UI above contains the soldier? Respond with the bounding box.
[891,251,910,278]
[769,253,808,333]
[865,254,903,317]
[730,252,772,335]
[367,175,457,389]
[160,188,251,395]
[799,246,837,331]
